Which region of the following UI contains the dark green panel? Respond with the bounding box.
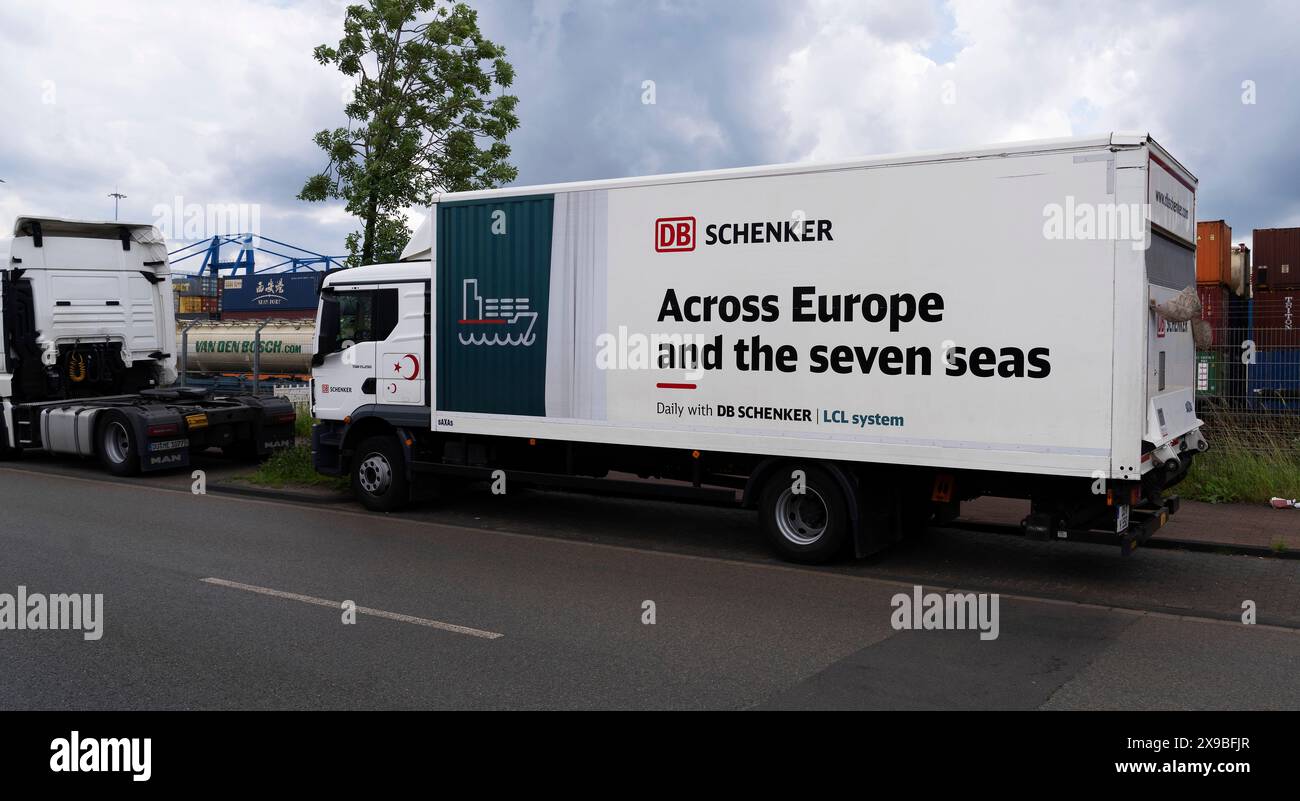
[437,195,554,416]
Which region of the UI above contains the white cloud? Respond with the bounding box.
[0,0,352,264]
[2,0,1298,270]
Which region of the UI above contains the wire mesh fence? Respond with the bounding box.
[1195,290,1300,452]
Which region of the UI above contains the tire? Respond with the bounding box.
[759,463,850,564]
[351,434,410,512]
[96,411,140,476]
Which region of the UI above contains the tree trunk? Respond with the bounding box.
[361,191,378,266]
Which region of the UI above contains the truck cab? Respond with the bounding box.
[309,259,430,502]
[2,216,177,406]
[1,216,295,472]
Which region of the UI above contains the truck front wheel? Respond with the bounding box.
[351,435,410,512]
[759,464,850,564]
[97,411,140,476]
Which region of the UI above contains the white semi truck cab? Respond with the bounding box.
[1,216,296,473]
[310,134,1205,563]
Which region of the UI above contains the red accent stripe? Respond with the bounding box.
[656,382,697,390]
[458,318,506,324]
[1149,152,1196,192]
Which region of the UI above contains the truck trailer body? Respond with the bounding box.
[1,217,296,474]
[311,133,1203,562]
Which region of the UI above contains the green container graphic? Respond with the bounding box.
[436,195,554,416]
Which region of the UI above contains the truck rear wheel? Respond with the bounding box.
[96,411,140,476]
[352,435,410,512]
[759,464,850,564]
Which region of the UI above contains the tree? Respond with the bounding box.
[300,0,520,266]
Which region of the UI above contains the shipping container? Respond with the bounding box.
[172,275,199,295]
[1245,349,1300,411]
[1196,220,1231,286]
[1196,285,1229,345]
[1249,286,1300,349]
[221,273,321,312]
[1253,227,1300,289]
[178,295,206,314]
[178,319,315,375]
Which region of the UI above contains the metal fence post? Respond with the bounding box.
[253,320,268,397]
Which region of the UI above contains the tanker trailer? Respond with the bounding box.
[178,319,317,377]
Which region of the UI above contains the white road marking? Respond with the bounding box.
[200,577,503,640]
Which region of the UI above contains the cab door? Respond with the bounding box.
[313,285,397,419]
[374,282,427,406]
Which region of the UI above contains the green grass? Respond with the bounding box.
[294,412,313,440]
[1179,422,1300,504]
[243,444,348,490]
[242,412,346,490]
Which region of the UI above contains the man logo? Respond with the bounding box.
[655,216,696,253]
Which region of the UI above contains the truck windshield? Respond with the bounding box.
[318,288,399,355]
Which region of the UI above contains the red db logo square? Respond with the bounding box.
[655,216,696,252]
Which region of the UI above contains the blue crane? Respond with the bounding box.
[168,233,345,276]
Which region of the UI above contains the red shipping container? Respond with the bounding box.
[1196,220,1231,286]
[1196,285,1229,347]
[1251,286,1300,349]
[1253,227,1300,289]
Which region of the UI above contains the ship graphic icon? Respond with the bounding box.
[458,278,539,346]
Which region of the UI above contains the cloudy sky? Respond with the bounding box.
[1,0,1297,268]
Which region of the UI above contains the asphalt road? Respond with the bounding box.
[1,457,1298,710]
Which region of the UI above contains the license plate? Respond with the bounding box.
[148,438,189,452]
[1116,504,1130,533]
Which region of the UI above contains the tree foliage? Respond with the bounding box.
[300,0,519,266]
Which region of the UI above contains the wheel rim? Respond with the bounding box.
[104,421,131,464]
[358,452,392,495]
[774,486,829,546]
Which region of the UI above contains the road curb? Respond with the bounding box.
[952,520,1297,560]
[209,482,353,505]
[1146,536,1298,560]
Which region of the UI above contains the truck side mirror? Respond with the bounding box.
[312,294,340,367]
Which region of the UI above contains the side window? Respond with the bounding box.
[336,292,376,349]
[334,288,399,350]
[374,288,399,341]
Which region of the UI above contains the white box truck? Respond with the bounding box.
[1,217,297,474]
[310,133,1205,562]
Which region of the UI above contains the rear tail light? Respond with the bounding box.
[274,412,296,424]
[147,423,180,437]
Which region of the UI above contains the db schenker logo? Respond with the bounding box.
[655,216,696,252]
